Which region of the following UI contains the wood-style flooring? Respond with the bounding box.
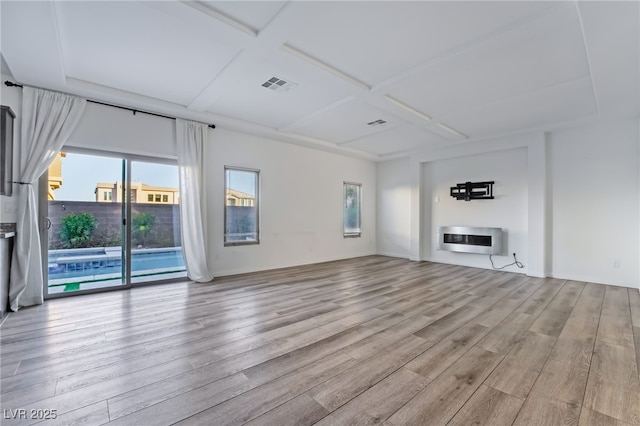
[1,256,639,425]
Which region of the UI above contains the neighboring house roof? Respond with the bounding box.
[226,188,254,200]
[95,182,178,193]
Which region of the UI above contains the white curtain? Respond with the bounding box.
[9,87,86,311]
[175,119,214,282]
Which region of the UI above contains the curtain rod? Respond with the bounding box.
[4,80,215,129]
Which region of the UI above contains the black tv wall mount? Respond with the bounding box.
[450,181,494,201]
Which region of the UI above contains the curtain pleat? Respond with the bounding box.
[9,87,86,311]
[175,119,213,282]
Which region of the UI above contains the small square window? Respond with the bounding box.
[162,194,168,203]
[155,194,161,202]
[148,194,153,202]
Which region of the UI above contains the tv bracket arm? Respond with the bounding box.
[450,181,494,201]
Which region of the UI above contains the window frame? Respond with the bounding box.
[224,166,260,246]
[343,181,362,238]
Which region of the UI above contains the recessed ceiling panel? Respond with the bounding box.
[1,0,634,160]
[280,1,556,86]
[387,4,589,120]
[447,78,598,137]
[344,126,448,156]
[578,1,640,119]
[56,2,242,105]
[287,100,408,144]
[1,1,67,86]
[206,52,357,129]
[198,1,286,33]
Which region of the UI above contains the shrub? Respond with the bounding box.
[59,212,97,248]
[132,212,156,247]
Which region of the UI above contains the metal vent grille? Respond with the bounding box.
[261,76,296,93]
[367,119,387,127]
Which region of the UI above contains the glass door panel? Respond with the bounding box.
[47,152,127,294]
[130,161,186,284]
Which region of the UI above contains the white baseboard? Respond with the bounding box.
[376,251,409,259]
[213,251,378,278]
[423,257,528,275]
[211,253,638,291]
[548,272,638,289]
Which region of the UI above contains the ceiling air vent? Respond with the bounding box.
[261,76,297,93]
[367,119,387,127]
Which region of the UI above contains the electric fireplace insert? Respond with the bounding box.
[437,226,503,255]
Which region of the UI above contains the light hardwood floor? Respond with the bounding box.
[1,256,639,425]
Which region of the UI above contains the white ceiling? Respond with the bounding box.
[1,1,638,161]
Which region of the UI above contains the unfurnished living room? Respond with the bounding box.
[0,1,639,425]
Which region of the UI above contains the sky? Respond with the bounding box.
[226,168,257,196]
[54,152,255,201]
[55,153,179,201]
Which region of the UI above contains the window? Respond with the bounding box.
[148,194,153,202]
[162,194,168,203]
[155,194,161,202]
[225,166,259,245]
[344,182,361,237]
[103,191,108,201]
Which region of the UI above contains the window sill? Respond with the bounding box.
[224,241,260,247]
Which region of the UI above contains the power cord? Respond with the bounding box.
[490,253,524,270]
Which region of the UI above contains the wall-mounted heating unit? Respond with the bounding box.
[438,226,503,255]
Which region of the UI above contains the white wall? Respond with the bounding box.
[0,74,22,224]
[206,128,376,276]
[67,102,176,159]
[377,157,412,258]
[68,111,378,277]
[4,82,377,278]
[549,119,639,287]
[66,107,378,276]
[6,76,636,287]
[376,117,639,288]
[424,148,528,272]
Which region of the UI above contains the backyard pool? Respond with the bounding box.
[48,246,186,284]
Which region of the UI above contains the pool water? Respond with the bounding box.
[48,247,186,281]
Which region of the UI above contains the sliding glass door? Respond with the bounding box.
[46,152,127,294]
[129,160,185,284]
[44,151,186,296]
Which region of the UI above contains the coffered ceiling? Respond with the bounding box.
[1,1,638,161]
